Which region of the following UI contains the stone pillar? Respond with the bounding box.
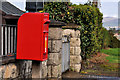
[62,26,82,73]
[47,20,64,78]
[32,20,64,79]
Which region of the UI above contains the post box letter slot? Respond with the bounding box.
[45,36,47,53]
[43,32,48,53]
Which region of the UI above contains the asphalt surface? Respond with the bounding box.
[62,71,120,80]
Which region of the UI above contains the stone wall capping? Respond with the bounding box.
[49,20,66,27]
[62,24,81,29]
[0,56,16,65]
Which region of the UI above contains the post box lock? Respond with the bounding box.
[16,13,50,61]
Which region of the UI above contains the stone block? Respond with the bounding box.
[0,65,6,78]
[75,47,81,55]
[58,64,62,77]
[48,40,52,53]
[51,66,58,78]
[25,61,32,74]
[49,28,62,39]
[25,74,32,78]
[74,64,81,72]
[69,64,75,71]
[52,40,62,53]
[70,47,74,55]
[48,53,61,65]
[17,60,32,76]
[3,64,18,78]
[62,29,75,38]
[42,62,47,78]
[70,55,82,64]
[51,65,61,78]
[70,38,80,47]
[75,30,80,38]
[47,65,52,78]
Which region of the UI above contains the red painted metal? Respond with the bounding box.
[16,13,50,61]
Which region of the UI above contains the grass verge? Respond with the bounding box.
[100,48,120,63]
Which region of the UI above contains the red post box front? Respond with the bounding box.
[16,13,50,61]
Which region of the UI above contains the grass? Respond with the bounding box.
[100,48,120,63]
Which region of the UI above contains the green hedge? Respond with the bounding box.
[44,2,70,22]
[43,2,103,59]
[100,27,120,48]
[74,5,103,59]
[101,28,111,49]
[108,32,120,48]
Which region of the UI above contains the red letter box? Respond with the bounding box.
[16,13,50,61]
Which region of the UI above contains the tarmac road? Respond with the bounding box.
[62,71,120,80]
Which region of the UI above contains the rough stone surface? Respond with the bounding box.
[52,40,62,53]
[75,47,81,55]
[62,29,75,38]
[70,38,80,47]
[47,26,62,78]
[52,66,59,78]
[70,47,74,55]
[47,65,52,78]
[42,60,47,78]
[0,61,32,79]
[51,64,61,78]
[3,64,18,78]
[0,65,6,78]
[32,61,41,78]
[58,64,62,77]
[75,30,80,38]
[48,53,61,65]
[48,40,52,52]
[74,64,81,72]
[70,55,82,64]
[18,61,32,78]
[49,28,62,40]
[70,64,75,71]
[25,61,32,74]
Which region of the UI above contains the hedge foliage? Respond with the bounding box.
[43,2,69,22]
[43,2,118,59]
[101,28,120,48]
[108,31,120,48]
[101,28,111,49]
